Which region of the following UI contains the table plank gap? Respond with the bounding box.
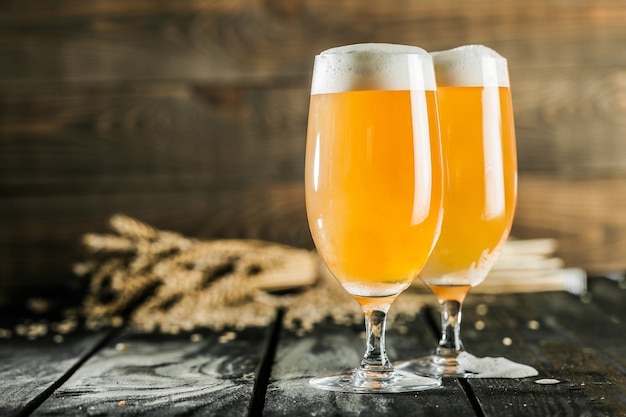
[458,378,487,417]
[459,287,626,416]
[15,326,123,417]
[31,327,265,416]
[425,300,488,416]
[0,330,118,417]
[248,308,285,417]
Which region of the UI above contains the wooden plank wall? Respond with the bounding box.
[1,0,625,302]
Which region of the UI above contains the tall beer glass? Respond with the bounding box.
[305,43,444,392]
[402,45,518,377]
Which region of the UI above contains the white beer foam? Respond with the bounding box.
[311,43,436,95]
[457,352,539,378]
[431,45,510,87]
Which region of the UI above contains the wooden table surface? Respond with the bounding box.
[1,277,625,417]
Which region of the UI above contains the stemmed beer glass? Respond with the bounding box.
[401,45,518,377]
[305,43,444,392]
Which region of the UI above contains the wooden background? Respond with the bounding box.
[1,0,625,304]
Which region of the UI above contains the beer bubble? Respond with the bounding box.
[431,44,510,88]
[311,43,436,95]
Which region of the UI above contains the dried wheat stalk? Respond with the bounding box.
[73,215,582,336]
[76,215,415,334]
[75,215,332,333]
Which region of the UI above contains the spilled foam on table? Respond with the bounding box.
[457,352,538,378]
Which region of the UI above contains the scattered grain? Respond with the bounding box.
[527,320,540,330]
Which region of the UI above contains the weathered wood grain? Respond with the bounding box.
[30,328,267,417]
[456,283,626,417]
[1,0,624,82]
[0,330,113,417]
[264,281,626,416]
[514,176,626,273]
[1,280,624,416]
[513,69,626,176]
[0,83,309,189]
[2,72,626,180]
[588,275,626,321]
[264,315,476,416]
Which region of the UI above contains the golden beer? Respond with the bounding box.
[420,84,517,291]
[306,89,443,298]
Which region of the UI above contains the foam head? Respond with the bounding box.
[431,45,510,87]
[310,43,436,95]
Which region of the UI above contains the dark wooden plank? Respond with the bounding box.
[3,70,626,180]
[456,284,626,416]
[31,327,267,416]
[0,183,310,248]
[0,330,113,417]
[528,287,626,371]
[264,315,477,416]
[512,70,626,176]
[513,176,626,274]
[0,0,624,82]
[0,83,309,187]
[0,284,623,416]
[587,275,626,321]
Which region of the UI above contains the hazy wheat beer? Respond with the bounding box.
[420,45,517,292]
[305,44,444,298]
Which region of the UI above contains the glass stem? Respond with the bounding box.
[359,309,393,372]
[436,300,464,356]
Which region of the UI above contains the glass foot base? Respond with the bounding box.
[309,368,441,393]
[396,354,476,378]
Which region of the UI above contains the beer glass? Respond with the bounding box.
[401,45,518,377]
[305,43,444,392]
